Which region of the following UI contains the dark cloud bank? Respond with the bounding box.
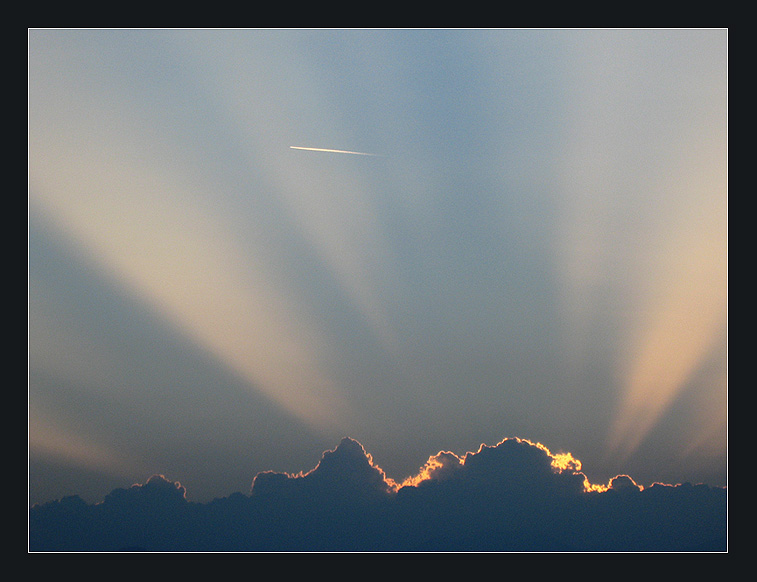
[29,437,727,552]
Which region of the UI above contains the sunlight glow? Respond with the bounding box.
[29,114,352,432]
[555,33,727,465]
[399,438,598,491]
[400,451,463,488]
[607,147,727,462]
[28,411,141,479]
[550,451,582,473]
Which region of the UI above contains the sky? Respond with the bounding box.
[28,28,727,508]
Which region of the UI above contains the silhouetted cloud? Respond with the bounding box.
[28,437,727,552]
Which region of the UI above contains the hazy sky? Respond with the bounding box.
[28,28,727,505]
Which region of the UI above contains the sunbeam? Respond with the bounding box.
[28,29,727,511]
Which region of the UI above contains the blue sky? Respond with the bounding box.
[28,29,727,505]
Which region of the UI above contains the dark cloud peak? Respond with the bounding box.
[253,437,395,501]
[102,474,188,508]
[29,436,727,552]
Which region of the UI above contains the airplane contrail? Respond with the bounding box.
[290,146,384,157]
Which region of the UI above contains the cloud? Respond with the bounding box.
[29,436,726,552]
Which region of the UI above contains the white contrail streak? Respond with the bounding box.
[290,146,384,157]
